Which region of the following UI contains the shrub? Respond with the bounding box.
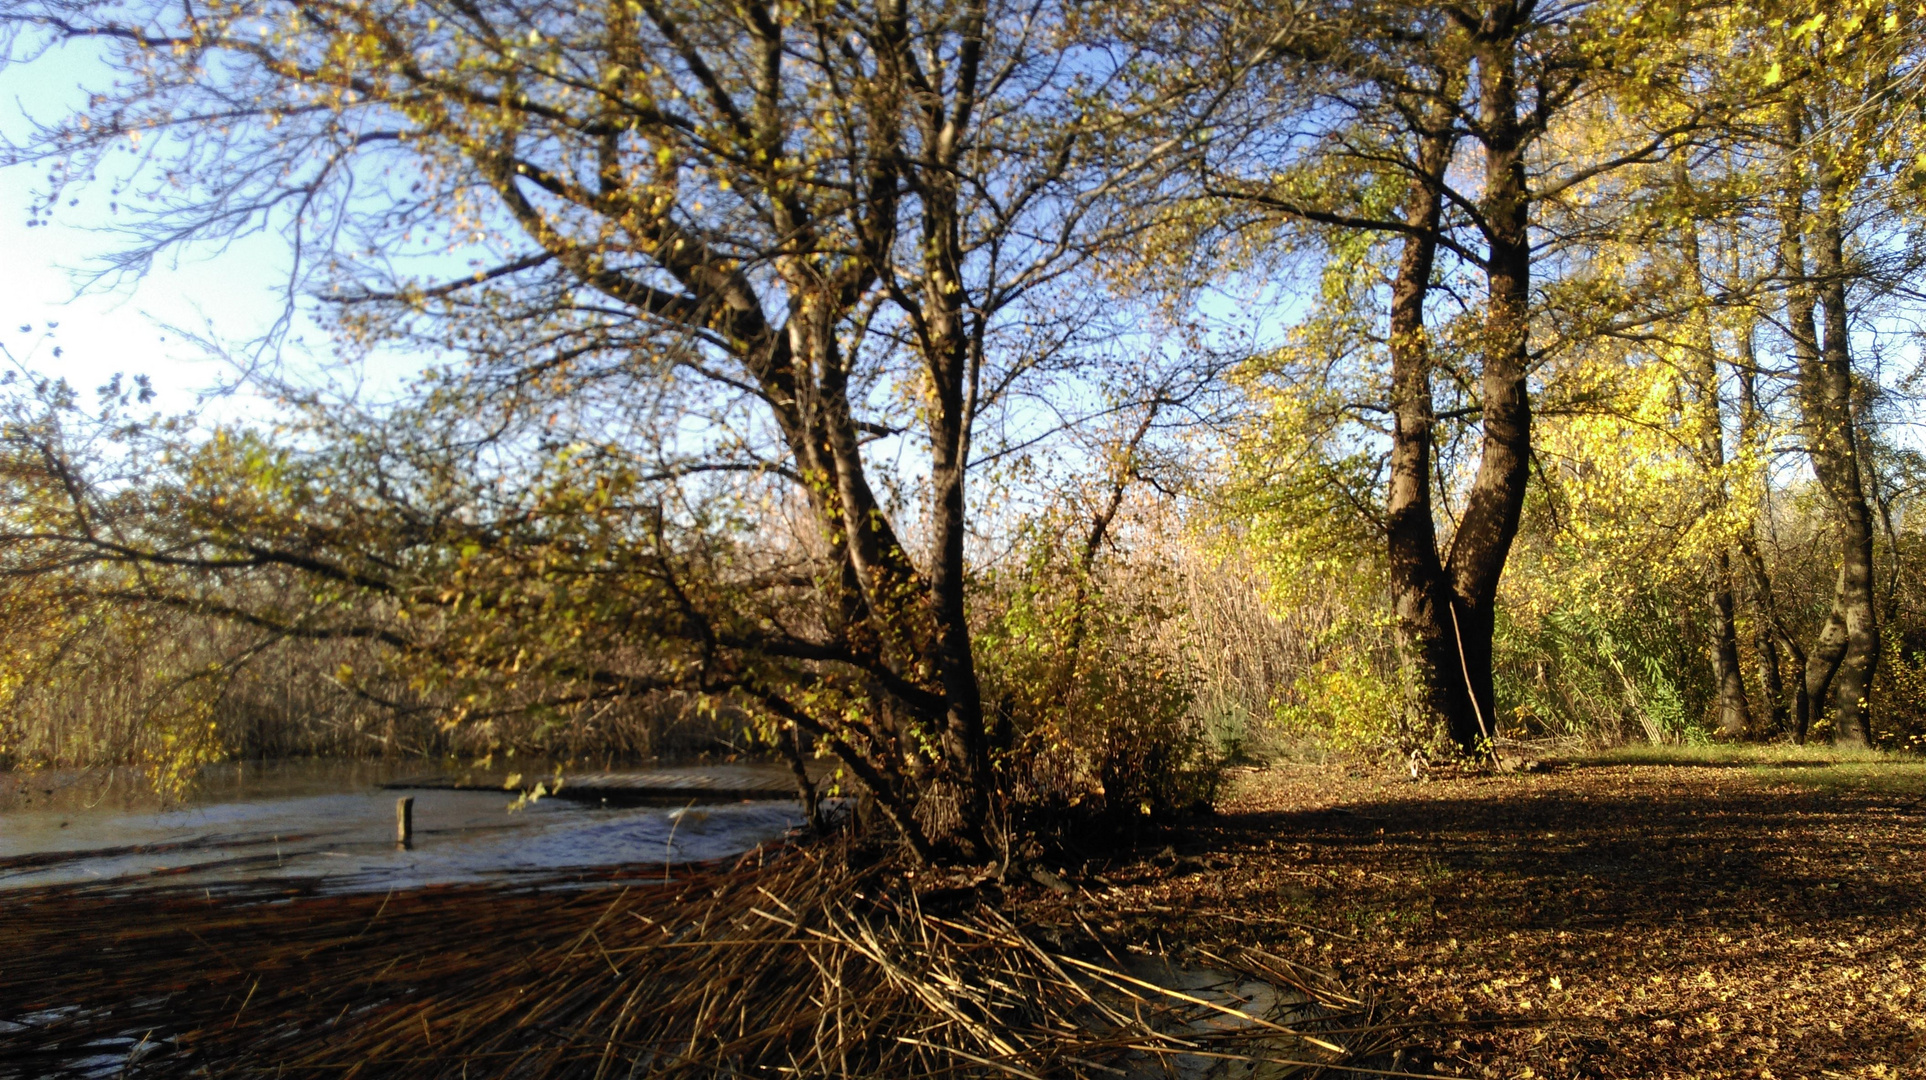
[973,530,1221,845]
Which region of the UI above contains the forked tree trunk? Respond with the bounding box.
[1782,101,1879,747]
[1388,11,1536,755]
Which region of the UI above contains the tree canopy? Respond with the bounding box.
[4,0,1926,860]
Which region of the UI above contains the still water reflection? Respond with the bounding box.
[0,760,805,893]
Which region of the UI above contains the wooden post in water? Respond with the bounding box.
[396,796,415,849]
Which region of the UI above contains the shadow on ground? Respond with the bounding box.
[1068,766,1926,1078]
[1226,780,1924,932]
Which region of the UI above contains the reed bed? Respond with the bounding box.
[0,843,1406,1079]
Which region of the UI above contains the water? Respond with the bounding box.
[0,760,807,893]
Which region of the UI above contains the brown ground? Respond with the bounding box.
[5,759,1922,1078]
[1039,760,1926,1079]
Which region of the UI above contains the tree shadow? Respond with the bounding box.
[1169,779,1926,1074]
[1209,783,1925,933]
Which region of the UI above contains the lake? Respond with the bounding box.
[0,759,810,894]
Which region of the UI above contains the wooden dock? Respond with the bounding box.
[382,765,819,805]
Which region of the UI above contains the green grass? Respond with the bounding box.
[1577,741,1926,794]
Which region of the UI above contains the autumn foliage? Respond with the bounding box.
[2,0,1925,865]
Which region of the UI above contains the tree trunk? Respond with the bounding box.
[1735,326,1791,735]
[1739,531,1806,738]
[1757,621,1789,733]
[1809,187,1878,748]
[929,403,992,848]
[1386,116,1478,749]
[1783,101,1878,747]
[1708,552,1750,738]
[1437,15,1535,753]
[1677,157,1751,738]
[911,9,995,851]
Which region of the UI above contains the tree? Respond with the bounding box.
[1521,0,1926,746]
[1780,93,1880,746]
[1192,0,1707,752]
[1673,154,1753,738]
[0,0,1198,859]
[1751,1,1924,745]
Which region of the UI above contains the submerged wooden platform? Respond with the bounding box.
[382,766,815,805]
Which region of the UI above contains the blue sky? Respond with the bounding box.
[0,39,319,415]
[0,166,301,408]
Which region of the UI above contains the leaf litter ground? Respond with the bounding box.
[1033,756,1926,1079]
[2,753,1920,1078]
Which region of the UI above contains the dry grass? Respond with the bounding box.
[0,841,1414,1079]
[1,604,761,777]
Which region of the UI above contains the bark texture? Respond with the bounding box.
[1386,118,1475,748]
[1436,8,1536,752]
[1782,102,1878,747]
[1678,160,1752,738]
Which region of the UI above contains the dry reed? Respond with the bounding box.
[0,842,1411,1079]
[1,601,759,775]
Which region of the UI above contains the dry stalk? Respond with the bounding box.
[0,843,1411,1078]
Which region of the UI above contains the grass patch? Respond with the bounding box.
[1575,741,1926,794]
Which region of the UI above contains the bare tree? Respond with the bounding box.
[0,0,1198,859]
